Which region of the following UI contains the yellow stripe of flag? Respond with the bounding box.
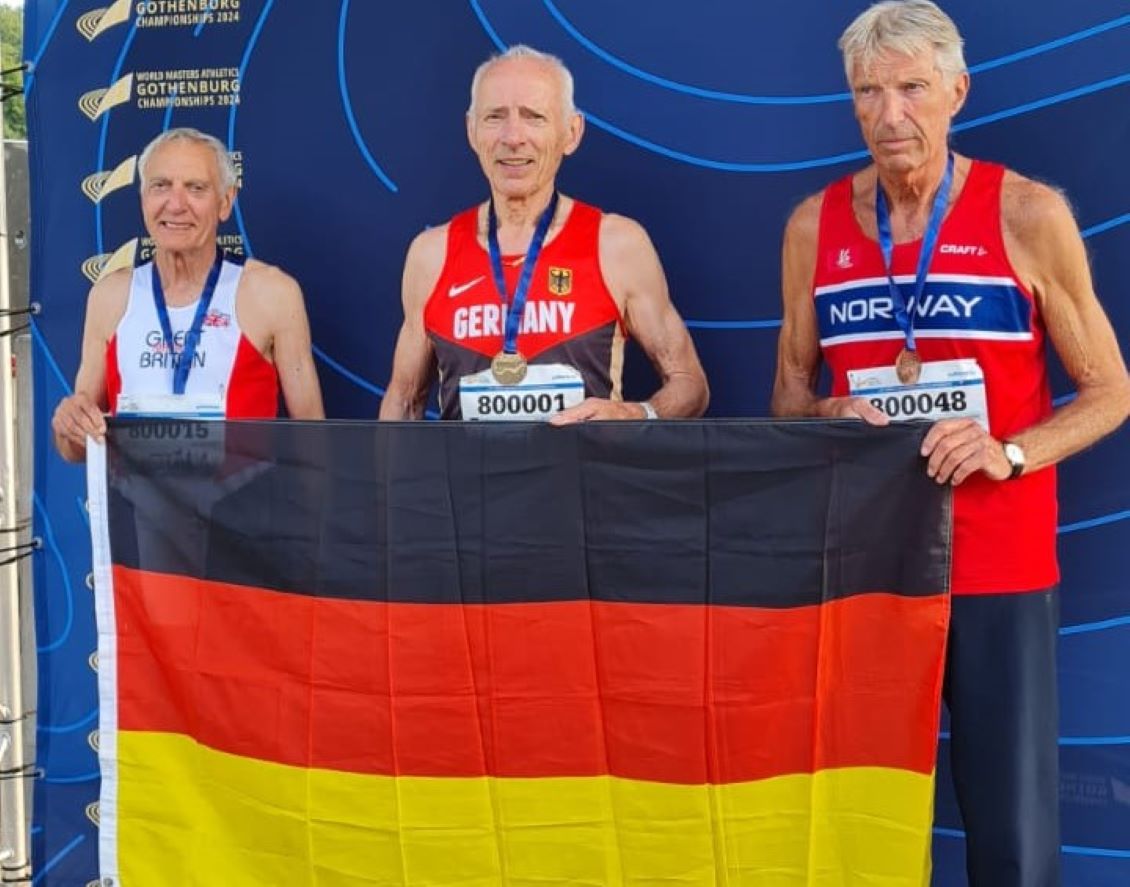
[116,731,934,886]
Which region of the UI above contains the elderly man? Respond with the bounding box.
[52,127,323,461]
[772,2,1130,885]
[380,45,708,422]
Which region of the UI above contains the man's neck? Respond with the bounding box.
[489,186,557,253]
[876,151,951,217]
[154,245,218,305]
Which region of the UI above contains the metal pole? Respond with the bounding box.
[0,48,33,880]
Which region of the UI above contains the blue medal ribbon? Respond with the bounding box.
[151,248,225,395]
[487,190,560,356]
[875,153,955,353]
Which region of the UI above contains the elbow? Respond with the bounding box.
[692,373,710,417]
[674,369,709,418]
[1099,371,1130,426]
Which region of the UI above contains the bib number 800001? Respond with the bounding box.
[477,391,569,418]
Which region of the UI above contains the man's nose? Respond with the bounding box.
[166,186,189,210]
[877,90,907,127]
[500,117,525,146]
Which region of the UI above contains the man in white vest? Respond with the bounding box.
[52,127,324,461]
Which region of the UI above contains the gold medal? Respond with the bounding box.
[895,347,922,384]
[491,351,528,385]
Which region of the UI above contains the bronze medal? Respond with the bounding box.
[491,351,528,385]
[895,347,922,384]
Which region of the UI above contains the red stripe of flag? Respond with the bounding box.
[115,565,945,783]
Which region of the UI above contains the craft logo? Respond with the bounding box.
[88,729,101,753]
[939,243,988,257]
[81,155,138,204]
[137,233,244,263]
[836,248,853,270]
[78,74,133,121]
[75,0,131,41]
[135,68,241,110]
[548,266,573,296]
[136,0,243,29]
[85,801,101,828]
[82,238,139,284]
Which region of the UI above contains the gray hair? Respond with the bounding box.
[839,0,967,84]
[138,127,239,192]
[467,44,577,120]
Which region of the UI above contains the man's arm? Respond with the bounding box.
[378,227,446,420]
[771,194,888,423]
[51,274,128,462]
[921,176,1130,484]
[244,263,325,419]
[550,214,708,424]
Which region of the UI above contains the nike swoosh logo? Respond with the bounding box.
[448,276,484,298]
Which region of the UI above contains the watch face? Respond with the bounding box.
[1004,442,1026,478]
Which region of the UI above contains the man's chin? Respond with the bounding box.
[150,237,210,255]
[873,151,922,174]
[491,178,540,199]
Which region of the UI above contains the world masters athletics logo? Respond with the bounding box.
[75,0,131,41]
[80,156,137,204]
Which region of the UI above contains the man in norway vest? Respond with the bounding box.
[771,3,1130,885]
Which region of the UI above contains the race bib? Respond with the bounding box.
[459,363,585,421]
[847,358,988,429]
[115,393,226,476]
[116,392,225,419]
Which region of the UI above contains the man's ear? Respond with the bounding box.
[466,113,477,153]
[218,186,237,223]
[563,112,585,157]
[949,71,970,118]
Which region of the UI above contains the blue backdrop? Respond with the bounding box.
[23,1,1130,884]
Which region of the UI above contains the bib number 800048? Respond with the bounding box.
[871,389,968,419]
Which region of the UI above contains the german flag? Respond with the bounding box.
[90,420,950,886]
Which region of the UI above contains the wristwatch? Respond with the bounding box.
[1002,441,1026,480]
[639,401,659,420]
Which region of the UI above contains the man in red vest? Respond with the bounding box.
[380,45,708,423]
